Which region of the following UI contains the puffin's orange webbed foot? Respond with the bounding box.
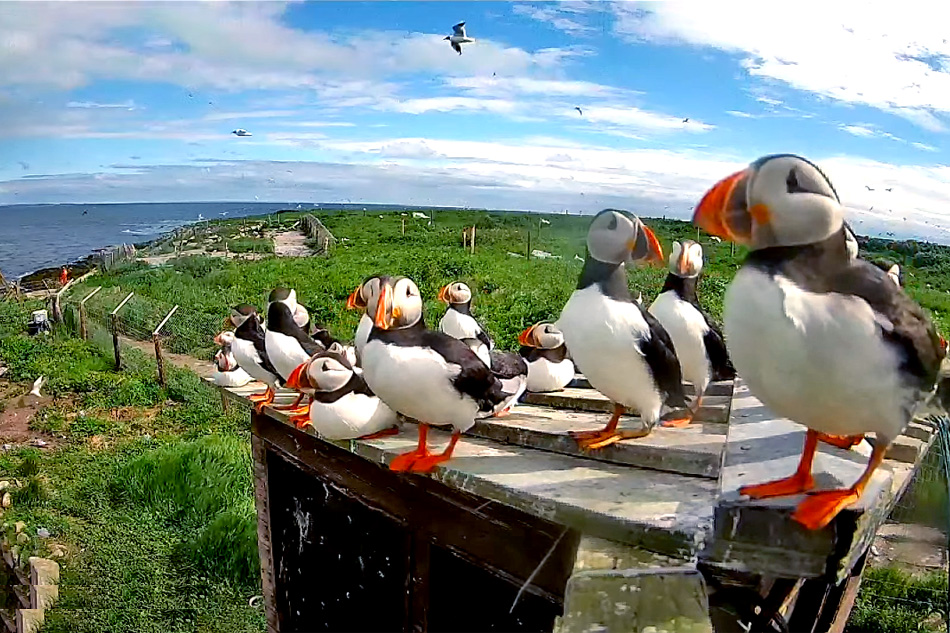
[406,431,461,473]
[272,393,306,411]
[739,473,815,499]
[571,428,651,450]
[252,388,275,414]
[660,415,693,428]
[358,427,399,441]
[389,449,428,472]
[289,413,310,429]
[494,407,512,418]
[792,488,861,530]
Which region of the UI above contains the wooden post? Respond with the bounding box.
[526,230,531,258]
[402,218,406,235]
[78,286,101,341]
[153,334,166,386]
[221,391,230,413]
[470,226,476,255]
[110,291,134,371]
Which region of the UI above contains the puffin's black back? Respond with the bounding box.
[267,301,324,356]
[659,273,736,381]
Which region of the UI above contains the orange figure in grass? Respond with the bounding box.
[693,153,947,530]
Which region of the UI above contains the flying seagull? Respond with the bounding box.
[575,106,583,116]
[445,22,475,55]
[682,117,689,123]
[865,185,875,191]
[885,187,893,192]
[232,129,252,137]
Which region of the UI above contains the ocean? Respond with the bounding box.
[0,202,311,279]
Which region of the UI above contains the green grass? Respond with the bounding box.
[63,209,950,360]
[0,312,263,633]
[847,565,948,633]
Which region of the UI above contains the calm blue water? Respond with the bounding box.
[0,202,309,278]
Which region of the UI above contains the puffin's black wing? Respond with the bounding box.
[488,350,528,380]
[475,327,494,350]
[268,302,325,356]
[829,261,944,390]
[420,330,508,411]
[700,313,736,380]
[519,344,569,363]
[636,306,689,408]
[239,318,282,383]
[311,328,339,349]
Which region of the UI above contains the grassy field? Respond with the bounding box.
[63,208,950,361]
[0,301,263,633]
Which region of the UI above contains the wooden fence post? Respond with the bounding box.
[151,305,178,387]
[526,230,531,259]
[402,218,406,235]
[110,292,135,371]
[470,226,476,255]
[78,286,102,341]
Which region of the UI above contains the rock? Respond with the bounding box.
[16,532,28,545]
[30,439,48,448]
[11,545,20,564]
[49,546,65,559]
[14,521,26,534]
[36,528,49,539]
[0,481,9,492]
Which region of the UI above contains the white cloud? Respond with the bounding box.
[611,2,950,131]
[913,142,939,152]
[840,124,877,138]
[67,100,136,109]
[512,3,598,36]
[726,110,755,118]
[202,109,299,122]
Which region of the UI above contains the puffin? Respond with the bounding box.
[346,275,393,364]
[438,281,494,350]
[517,322,575,393]
[692,153,947,530]
[458,338,529,417]
[211,331,253,387]
[361,276,511,473]
[264,287,325,416]
[284,346,399,440]
[647,240,735,424]
[557,209,689,450]
[225,304,282,412]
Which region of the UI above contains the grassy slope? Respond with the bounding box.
[0,302,263,633]
[65,209,950,361]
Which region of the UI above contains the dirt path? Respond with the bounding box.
[271,229,313,257]
[120,335,215,379]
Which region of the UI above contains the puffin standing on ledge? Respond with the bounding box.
[517,322,575,393]
[557,209,689,450]
[438,282,493,350]
[648,240,735,425]
[693,153,946,530]
[226,304,281,413]
[362,276,511,473]
[346,275,392,363]
[264,287,324,416]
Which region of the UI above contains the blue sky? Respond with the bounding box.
[2,1,949,241]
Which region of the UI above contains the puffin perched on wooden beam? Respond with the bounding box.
[693,153,947,530]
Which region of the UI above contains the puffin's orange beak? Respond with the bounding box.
[642,225,664,265]
[437,285,450,304]
[345,285,362,310]
[628,224,664,266]
[286,362,306,391]
[213,333,224,346]
[374,284,393,330]
[676,246,689,276]
[518,325,536,347]
[693,168,760,245]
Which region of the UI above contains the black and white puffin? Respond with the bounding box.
[284,346,399,439]
[558,209,689,450]
[225,304,282,412]
[458,338,528,417]
[346,275,393,364]
[438,281,494,350]
[516,322,575,392]
[211,331,253,387]
[362,276,511,473]
[693,153,947,530]
[647,240,735,424]
[264,287,324,416]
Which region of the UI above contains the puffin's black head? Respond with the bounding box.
[227,303,258,329]
[268,287,296,307]
[374,276,423,331]
[586,209,664,266]
[693,153,843,251]
[669,240,703,278]
[438,281,472,305]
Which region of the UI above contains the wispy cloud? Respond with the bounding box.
[512,2,599,36]
[66,100,136,109]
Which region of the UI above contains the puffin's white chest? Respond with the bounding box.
[558,286,663,421]
[525,357,575,392]
[362,340,480,431]
[724,267,911,441]
[212,367,253,387]
[265,330,311,380]
[231,337,278,387]
[354,315,373,362]
[440,309,485,344]
[649,291,711,392]
[308,393,398,440]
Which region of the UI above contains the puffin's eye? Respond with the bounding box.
[606,214,617,230]
[786,168,814,195]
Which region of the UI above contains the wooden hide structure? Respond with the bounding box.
[211,370,936,633]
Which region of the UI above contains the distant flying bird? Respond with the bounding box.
[232,129,252,137]
[865,185,874,191]
[445,22,474,55]
[198,214,205,221]
[682,118,689,123]
[575,106,583,116]
[885,187,893,192]
[82,210,88,216]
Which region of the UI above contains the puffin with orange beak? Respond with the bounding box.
[517,322,575,393]
[361,276,512,473]
[225,304,282,413]
[557,209,689,450]
[437,281,493,350]
[211,331,253,387]
[345,275,394,364]
[647,240,735,426]
[693,153,947,530]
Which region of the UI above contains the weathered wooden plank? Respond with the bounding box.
[523,388,732,423]
[470,404,726,478]
[257,401,716,559]
[250,430,278,633]
[703,379,934,581]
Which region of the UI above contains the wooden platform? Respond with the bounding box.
[216,370,939,632]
